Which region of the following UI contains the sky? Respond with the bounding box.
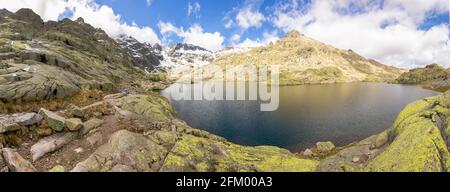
[0,0,449,68]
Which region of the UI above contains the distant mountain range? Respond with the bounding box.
[211,31,405,85]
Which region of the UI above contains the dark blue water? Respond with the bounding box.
[161,83,438,152]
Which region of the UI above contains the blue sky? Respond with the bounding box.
[94,0,449,45]
[94,0,282,46]
[0,0,449,68]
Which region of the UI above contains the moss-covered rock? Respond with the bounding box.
[316,141,336,153]
[38,108,66,132]
[317,91,450,172]
[160,134,319,172]
[397,64,449,92]
[118,94,176,123]
[48,165,65,172]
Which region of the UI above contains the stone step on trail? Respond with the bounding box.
[2,148,37,172]
[0,119,21,134]
[14,112,43,126]
[30,132,78,162]
[39,108,66,132]
[0,52,15,60]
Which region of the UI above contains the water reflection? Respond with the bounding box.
[162,82,438,152]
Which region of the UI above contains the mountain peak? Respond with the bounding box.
[75,17,85,24]
[11,8,43,24]
[284,30,304,39]
[0,8,12,18]
[170,43,211,52]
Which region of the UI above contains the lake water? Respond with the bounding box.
[161,82,438,152]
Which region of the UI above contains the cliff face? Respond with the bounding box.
[211,31,405,85]
[397,64,450,92]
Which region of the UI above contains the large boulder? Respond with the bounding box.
[71,130,168,172]
[0,64,83,103]
[117,94,176,123]
[364,94,450,172]
[2,148,36,172]
[160,134,319,172]
[316,141,336,153]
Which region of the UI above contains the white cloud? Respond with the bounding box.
[224,0,266,31]
[271,0,450,68]
[235,7,265,29]
[233,31,280,48]
[0,0,161,45]
[230,34,241,43]
[224,19,233,28]
[0,0,68,21]
[187,2,201,18]
[158,21,224,51]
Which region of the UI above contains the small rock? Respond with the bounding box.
[65,118,83,131]
[2,148,37,172]
[370,132,389,150]
[316,141,336,153]
[303,148,314,156]
[352,154,370,164]
[30,132,78,161]
[14,113,43,126]
[80,118,104,136]
[74,147,83,153]
[0,119,21,134]
[35,127,53,137]
[67,104,84,118]
[39,109,66,132]
[49,165,65,172]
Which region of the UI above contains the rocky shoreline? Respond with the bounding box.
[0,89,448,172]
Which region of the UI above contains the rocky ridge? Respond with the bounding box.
[208,31,405,85]
[0,9,169,113]
[162,43,214,68]
[115,35,162,71]
[397,64,450,92]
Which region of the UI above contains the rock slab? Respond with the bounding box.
[2,148,37,172]
[30,132,78,161]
